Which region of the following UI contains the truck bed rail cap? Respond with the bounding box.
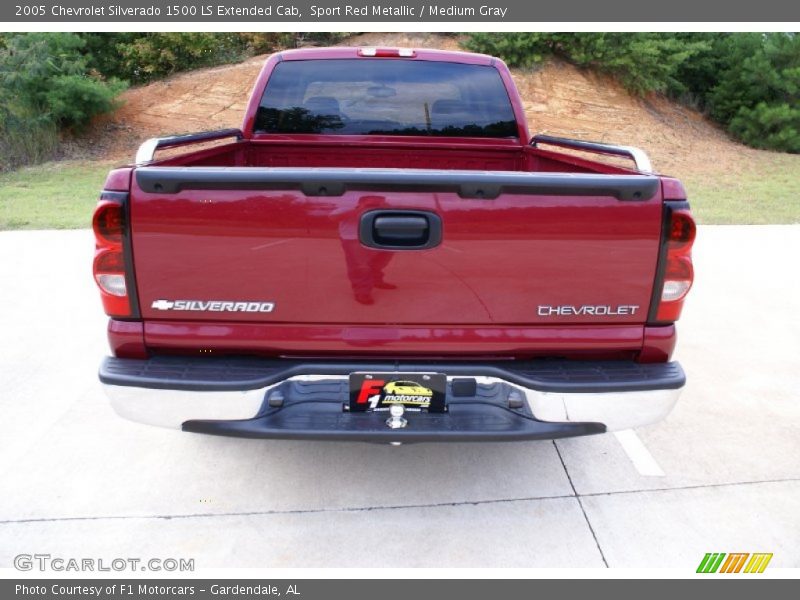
[135,166,660,201]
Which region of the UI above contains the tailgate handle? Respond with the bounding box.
[375,216,427,243]
[360,211,442,250]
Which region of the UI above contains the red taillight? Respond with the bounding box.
[95,249,125,275]
[93,202,124,245]
[651,206,696,323]
[94,248,130,316]
[668,211,696,247]
[93,197,133,317]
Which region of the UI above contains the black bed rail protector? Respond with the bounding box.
[100,356,685,394]
[135,128,243,164]
[531,134,653,173]
[134,166,660,201]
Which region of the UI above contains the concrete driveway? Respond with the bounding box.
[0,226,798,569]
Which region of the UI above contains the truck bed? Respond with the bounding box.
[153,138,639,175]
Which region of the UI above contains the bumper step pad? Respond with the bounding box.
[101,356,684,393]
[182,379,605,442]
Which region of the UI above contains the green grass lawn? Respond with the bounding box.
[0,160,117,230]
[684,153,800,225]
[1,155,798,230]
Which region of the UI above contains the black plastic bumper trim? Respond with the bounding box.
[182,412,605,442]
[182,378,606,442]
[100,356,685,394]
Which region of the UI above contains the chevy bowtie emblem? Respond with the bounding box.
[151,300,175,310]
[150,299,275,313]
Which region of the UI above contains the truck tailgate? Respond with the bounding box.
[130,167,662,326]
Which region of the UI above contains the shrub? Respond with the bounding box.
[236,33,296,55]
[0,33,126,168]
[671,33,800,151]
[1,33,125,129]
[106,33,245,83]
[729,103,800,152]
[463,32,551,68]
[0,113,59,170]
[464,32,800,153]
[83,33,353,84]
[80,33,140,82]
[708,33,800,149]
[464,33,709,95]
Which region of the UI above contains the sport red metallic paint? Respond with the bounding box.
[95,47,696,441]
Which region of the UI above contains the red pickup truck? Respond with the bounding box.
[94,47,695,442]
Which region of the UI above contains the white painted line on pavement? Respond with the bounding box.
[614,429,665,477]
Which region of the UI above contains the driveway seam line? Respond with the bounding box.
[553,440,609,568]
[1,476,797,526]
[0,495,574,525]
[579,476,800,499]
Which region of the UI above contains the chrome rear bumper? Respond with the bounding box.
[105,377,680,434]
[100,356,683,441]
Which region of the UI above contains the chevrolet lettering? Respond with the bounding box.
[537,305,640,316]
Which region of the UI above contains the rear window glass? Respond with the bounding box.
[254,59,518,138]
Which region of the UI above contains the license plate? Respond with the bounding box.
[349,372,447,413]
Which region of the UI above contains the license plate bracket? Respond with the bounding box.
[349,372,447,413]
